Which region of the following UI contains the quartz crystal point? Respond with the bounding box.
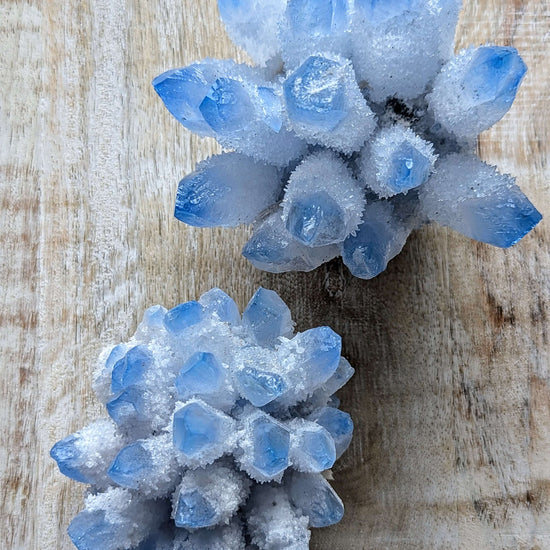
[51,288,354,549]
[153,0,541,279]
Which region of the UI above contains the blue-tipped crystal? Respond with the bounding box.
[301,427,337,471]
[287,0,349,36]
[341,201,411,279]
[388,142,431,194]
[163,301,203,335]
[286,191,346,246]
[68,510,117,550]
[284,56,347,130]
[111,346,153,393]
[243,287,293,346]
[459,188,542,248]
[287,472,345,527]
[105,344,127,371]
[174,489,217,529]
[152,65,218,136]
[312,407,354,458]
[295,326,342,381]
[108,442,152,489]
[236,366,287,407]
[465,46,527,108]
[141,305,167,328]
[50,434,88,484]
[175,352,224,399]
[173,402,225,457]
[199,287,241,324]
[252,416,290,477]
[257,86,283,132]
[199,78,253,133]
[106,387,146,425]
[174,153,282,228]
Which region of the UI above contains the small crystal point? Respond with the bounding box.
[107,442,151,490]
[174,489,217,529]
[251,415,291,478]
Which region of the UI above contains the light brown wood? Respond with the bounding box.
[1,1,548,548]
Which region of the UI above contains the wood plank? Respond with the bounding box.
[1,0,548,548]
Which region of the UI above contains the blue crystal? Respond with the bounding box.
[286,191,346,246]
[199,78,253,133]
[142,305,166,328]
[459,188,542,248]
[313,407,354,458]
[257,86,283,132]
[50,434,89,484]
[173,402,225,457]
[465,46,527,108]
[296,326,341,381]
[287,0,349,36]
[356,0,418,23]
[106,387,147,425]
[152,65,218,136]
[107,442,152,489]
[163,301,203,335]
[174,489,217,529]
[252,416,290,477]
[243,287,293,346]
[111,346,153,394]
[388,142,431,194]
[236,366,287,406]
[301,428,336,471]
[175,352,224,399]
[105,344,127,371]
[288,472,344,527]
[284,56,347,131]
[199,287,241,324]
[68,510,117,550]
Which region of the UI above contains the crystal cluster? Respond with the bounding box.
[51,288,354,549]
[153,0,541,279]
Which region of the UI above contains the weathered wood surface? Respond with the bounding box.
[1,1,548,548]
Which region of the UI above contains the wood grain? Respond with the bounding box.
[1,1,548,548]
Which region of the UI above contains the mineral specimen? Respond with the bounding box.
[153,0,542,279]
[51,288,354,549]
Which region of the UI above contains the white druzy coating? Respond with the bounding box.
[359,125,437,198]
[282,151,365,246]
[351,0,462,102]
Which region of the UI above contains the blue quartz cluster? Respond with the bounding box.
[153,0,541,279]
[51,288,354,550]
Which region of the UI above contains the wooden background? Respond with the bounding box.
[1,1,549,548]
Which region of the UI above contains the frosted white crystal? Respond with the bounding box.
[282,151,365,246]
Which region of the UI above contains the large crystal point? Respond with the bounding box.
[429,46,527,139]
[420,154,542,247]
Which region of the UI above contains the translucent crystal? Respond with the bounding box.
[310,406,354,458]
[420,154,542,247]
[111,345,152,393]
[174,153,282,228]
[429,46,528,139]
[163,301,203,335]
[199,287,241,325]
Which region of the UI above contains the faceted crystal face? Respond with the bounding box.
[252,416,291,477]
[108,443,151,489]
[111,346,152,393]
[173,402,224,457]
[355,0,418,22]
[163,301,203,334]
[314,407,354,457]
[68,510,116,550]
[199,78,253,133]
[257,86,283,132]
[287,0,348,36]
[243,287,293,347]
[284,56,348,130]
[302,429,336,471]
[235,366,286,406]
[174,489,217,529]
[176,352,224,399]
[295,326,342,381]
[388,142,431,194]
[286,191,346,246]
[199,287,241,324]
[106,387,145,425]
[464,46,527,107]
[50,435,88,484]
